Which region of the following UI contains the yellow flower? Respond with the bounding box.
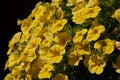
[26,37,41,49]
[52,19,67,33]
[112,54,120,73]
[68,50,83,66]
[52,0,62,7]
[87,0,99,7]
[53,32,72,46]
[20,48,37,62]
[47,45,65,63]
[38,64,54,79]
[72,8,87,24]
[26,63,39,79]
[4,51,19,70]
[19,37,41,62]
[84,6,101,18]
[86,25,105,42]
[18,18,32,33]
[67,0,76,6]
[47,5,56,20]
[114,8,120,23]
[88,55,106,74]
[4,74,14,80]
[25,75,32,80]
[33,22,44,37]
[7,32,22,55]
[83,55,90,68]
[19,32,30,43]
[39,46,50,61]
[43,29,53,39]
[72,1,86,12]
[55,7,64,19]
[94,38,114,54]
[32,3,45,20]
[52,73,69,80]
[41,32,54,47]
[76,39,91,55]
[72,6,101,24]
[29,20,39,31]
[37,26,53,47]
[67,0,85,6]
[73,29,87,43]
[5,66,24,80]
[114,40,120,50]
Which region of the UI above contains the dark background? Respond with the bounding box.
[0,0,41,79]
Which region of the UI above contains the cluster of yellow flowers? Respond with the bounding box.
[4,0,120,80]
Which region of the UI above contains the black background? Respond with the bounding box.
[0,0,41,79]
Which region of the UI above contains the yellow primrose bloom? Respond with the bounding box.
[94,38,114,54]
[112,54,120,73]
[38,64,54,79]
[76,39,91,55]
[88,55,106,74]
[72,6,101,24]
[68,50,83,66]
[52,73,69,80]
[52,19,67,33]
[53,32,72,46]
[48,44,65,63]
[114,8,120,23]
[73,29,87,43]
[86,25,105,42]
